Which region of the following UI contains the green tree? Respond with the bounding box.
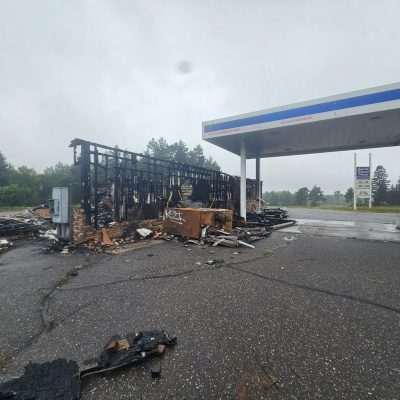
[0,151,13,186]
[0,184,32,206]
[372,165,390,205]
[145,138,220,170]
[344,187,354,204]
[309,185,325,206]
[334,190,342,203]
[145,138,172,160]
[263,190,294,206]
[387,178,400,205]
[294,187,309,206]
[40,163,80,203]
[165,140,188,164]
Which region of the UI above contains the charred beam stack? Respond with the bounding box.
[0,218,41,237]
[246,207,294,227]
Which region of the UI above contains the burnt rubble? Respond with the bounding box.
[0,330,177,400]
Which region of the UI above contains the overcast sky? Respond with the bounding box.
[1,0,400,193]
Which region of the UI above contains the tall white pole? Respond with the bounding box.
[369,152,372,208]
[240,140,247,220]
[255,156,261,211]
[353,152,357,210]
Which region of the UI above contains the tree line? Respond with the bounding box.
[263,165,400,207]
[0,138,220,207]
[1,142,398,208]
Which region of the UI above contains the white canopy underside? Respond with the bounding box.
[202,83,400,158]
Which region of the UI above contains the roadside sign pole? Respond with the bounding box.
[353,153,357,210]
[369,153,372,208]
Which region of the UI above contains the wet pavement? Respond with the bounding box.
[1,212,400,399]
[284,208,400,243]
[288,207,400,224]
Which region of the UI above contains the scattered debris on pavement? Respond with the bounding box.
[206,259,225,265]
[0,239,13,254]
[80,329,177,379]
[150,360,162,379]
[0,205,295,255]
[173,207,295,249]
[161,206,295,250]
[0,330,177,399]
[0,218,42,238]
[136,228,153,238]
[0,208,54,253]
[0,359,80,400]
[164,208,233,239]
[31,204,51,221]
[40,229,58,241]
[246,207,295,228]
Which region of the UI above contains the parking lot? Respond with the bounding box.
[1,209,400,399]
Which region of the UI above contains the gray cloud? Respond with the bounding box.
[1,0,400,192]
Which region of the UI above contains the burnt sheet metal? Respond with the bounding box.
[70,139,251,228]
[164,208,233,239]
[246,208,293,226]
[0,217,46,238]
[80,330,177,379]
[0,359,80,400]
[0,331,176,400]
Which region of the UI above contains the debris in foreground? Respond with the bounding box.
[0,239,13,254]
[0,359,80,400]
[0,330,177,400]
[80,329,177,378]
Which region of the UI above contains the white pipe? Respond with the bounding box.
[240,141,247,220]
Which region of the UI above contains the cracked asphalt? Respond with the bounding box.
[1,228,400,399]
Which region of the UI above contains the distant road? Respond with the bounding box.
[288,207,399,224]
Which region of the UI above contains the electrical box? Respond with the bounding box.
[51,187,70,224]
[50,187,71,241]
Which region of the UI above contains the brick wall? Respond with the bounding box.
[71,208,163,244]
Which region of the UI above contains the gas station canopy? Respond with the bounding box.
[202,82,400,158]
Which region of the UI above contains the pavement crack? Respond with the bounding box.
[225,264,400,315]
[1,263,94,370]
[55,249,285,293]
[57,266,224,292]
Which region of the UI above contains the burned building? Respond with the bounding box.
[70,139,260,237]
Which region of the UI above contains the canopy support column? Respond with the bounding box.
[240,141,247,220]
[255,156,261,211]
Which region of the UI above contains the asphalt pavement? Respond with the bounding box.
[1,210,400,399]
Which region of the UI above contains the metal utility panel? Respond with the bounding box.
[51,187,70,224]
